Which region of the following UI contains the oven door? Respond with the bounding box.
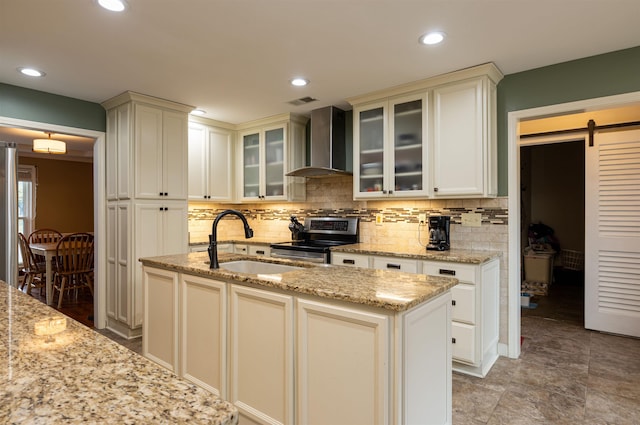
[270,246,328,263]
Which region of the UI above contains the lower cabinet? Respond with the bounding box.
[296,299,389,425]
[143,266,452,424]
[229,285,294,425]
[372,255,419,273]
[423,258,500,377]
[142,267,179,373]
[181,274,227,397]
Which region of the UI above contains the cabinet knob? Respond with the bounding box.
[388,190,393,195]
[452,338,456,344]
[159,192,164,196]
[164,192,168,196]
[434,187,439,192]
[382,190,388,194]
[452,300,456,306]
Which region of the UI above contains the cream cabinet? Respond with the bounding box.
[296,299,390,425]
[142,266,179,373]
[180,274,227,398]
[423,257,500,377]
[102,92,192,338]
[134,104,188,200]
[248,244,270,257]
[188,121,234,202]
[236,114,307,202]
[431,75,498,198]
[229,285,294,425]
[331,252,370,268]
[372,255,419,273]
[353,93,429,199]
[348,63,502,200]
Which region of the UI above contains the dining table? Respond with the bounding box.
[28,241,58,305]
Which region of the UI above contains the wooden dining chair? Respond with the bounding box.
[52,232,94,308]
[18,233,47,296]
[28,228,63,263]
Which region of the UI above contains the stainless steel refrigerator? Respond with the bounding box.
[0,141,18,286]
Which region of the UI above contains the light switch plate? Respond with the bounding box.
[461,212,482,227]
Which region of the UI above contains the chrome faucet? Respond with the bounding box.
[209,209,254,269]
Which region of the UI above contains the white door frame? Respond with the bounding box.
[507,91,640,358]
[0,116,107,329]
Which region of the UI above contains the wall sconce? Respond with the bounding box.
[34,316,67,343]
[33,132,66,154]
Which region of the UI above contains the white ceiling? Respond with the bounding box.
[1,0,640,156]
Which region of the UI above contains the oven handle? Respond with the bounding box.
[270,251,327,263]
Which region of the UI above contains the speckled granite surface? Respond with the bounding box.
[0,281,238,425]
[140,252,458,312]
[332,243,501,264]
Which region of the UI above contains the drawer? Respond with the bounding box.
[423,261,476,284]
[451,284,475,324]
[189,244,208,253]
[452,322,476,365]
[218,243,233,253]
[248,245,269,257]
[372,256,418,273]
[331,253,369,268]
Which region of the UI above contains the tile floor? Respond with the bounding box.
[454,271,640,424]
[84,270,640,424]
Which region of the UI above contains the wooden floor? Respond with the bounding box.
[19,277,95,329]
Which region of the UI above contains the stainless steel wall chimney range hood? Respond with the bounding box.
[286,106,350,177]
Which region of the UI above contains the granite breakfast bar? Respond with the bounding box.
[140,252,459,425]
[0,280,238,425]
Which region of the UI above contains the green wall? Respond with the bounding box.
[497,45,640,195]
[0,83,105,131]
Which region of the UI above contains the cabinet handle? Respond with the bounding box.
[256,250,265,255]
[203,195,207,199]
[159,207,163,211]
[387,263,401,270]
[439,269,456,276]
[434,187,439,192]
[388,190,393,194]
[452,300,456,306]
[452,338,456,344]
[343,259,355,265]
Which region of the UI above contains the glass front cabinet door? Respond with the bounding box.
[354,93,428,199]
[240,125,288,201]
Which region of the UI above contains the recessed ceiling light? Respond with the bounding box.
[419,32,445,45]
[98,0,127,12]
[290,78,309,87]
[190,109,206,116]
[18,67,46,77]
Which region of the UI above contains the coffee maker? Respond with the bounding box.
[426,216,450,251]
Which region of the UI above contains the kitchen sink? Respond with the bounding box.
[219,260,302,275]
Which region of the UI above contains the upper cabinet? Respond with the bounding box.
[236,114,307,202]
[348,63,503,200]
[431,76,497,198]
[188,120,235,202]
[353,93,428,199]
[102,92,193,201]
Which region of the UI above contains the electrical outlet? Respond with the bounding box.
[375,213,383,225]
[461,212,482,227]
[418,213,427,225]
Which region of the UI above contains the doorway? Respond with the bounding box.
[520,139,585,326]
[506,91,640,359]
[0,116,106,329]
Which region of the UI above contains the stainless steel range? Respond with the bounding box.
[270,216,359,263]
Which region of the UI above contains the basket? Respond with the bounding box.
[561,249,584,271]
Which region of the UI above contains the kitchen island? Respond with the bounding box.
[0,280,238,424]
[140,252,459,425]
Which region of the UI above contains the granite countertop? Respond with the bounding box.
[0,281,238,425]
[140,252,458,312]
[332,243,501,264]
